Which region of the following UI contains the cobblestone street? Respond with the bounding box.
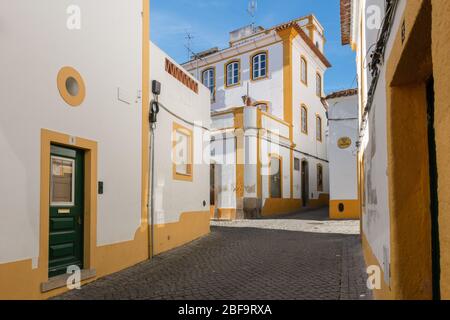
[55,207,371,300]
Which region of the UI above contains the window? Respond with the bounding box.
[301,57,308,85]
[202,68,215,102]
[317,164,323,192]
[225,60,240,87]
[316,115,322,142]
[294,158,300,171]
[251,52,267,80]
[301,105,308,134]
[50,156,75,206]
[316,73,322,97]
[173,123,193,181]
[269,155,282,198]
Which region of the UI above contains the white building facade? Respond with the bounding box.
[326,90,360,220]
[183,15,331,219]
[0,1,210,299]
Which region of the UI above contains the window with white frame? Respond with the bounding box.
[301,105,308,134]
[173,124,193,180]
[301,57,308,85]
[226,61,240,87]
[252,52,267,80]
[202,68,215,101]
[316,116,322,142]
[316,73,322,97]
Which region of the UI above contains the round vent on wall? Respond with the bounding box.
[57,66,86,107]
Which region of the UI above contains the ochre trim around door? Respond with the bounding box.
[40,129,98,286]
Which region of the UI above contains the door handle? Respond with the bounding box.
[78,216,82,225]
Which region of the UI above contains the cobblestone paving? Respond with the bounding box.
[55,207,372,300]
[211,208,360,235]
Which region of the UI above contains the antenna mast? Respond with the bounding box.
[185,31,194,61]
[247,0,258,28]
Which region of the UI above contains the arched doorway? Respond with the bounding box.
[301,160,309,207]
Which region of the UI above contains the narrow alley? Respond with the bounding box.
[54,208,371,300]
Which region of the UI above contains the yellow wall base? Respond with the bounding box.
[261,198,302,217]
[308,194,330,209]
[153,211,210,255]
[0,225,149,300]
[330,200,361,220]
[362,234,394,300]
[261,194,329,217]
[215,208,237,221]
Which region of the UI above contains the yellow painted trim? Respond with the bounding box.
[40,129,98,282]
[172,122,194,182]
[224,59,241,88]
[261,199,301,217]
[257,109,263,198]
[154,211,210,255]
[264,128,290,141]
[362,234,394,299]
[216,208,238,221]
[261,111,291,127]
[277,28,295,200]
[234,109,245,199]
[211,108,241,117]
[268,153,283,199]
[277,27,295,126]
[432,0,450,299]
[250,50,269,82]
[56,66,86,107]
[252,100,271,113]
[329,200,361,220]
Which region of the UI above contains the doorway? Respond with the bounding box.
[48,145,84,278]
[301,160,309,207]
[210,163,216,219]
[427,77,440,300]
[269,155,282,198]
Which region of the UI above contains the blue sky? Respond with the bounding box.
[150,0,356,94]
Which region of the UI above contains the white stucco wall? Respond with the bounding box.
[356,0,407,280]
[0,0,144,264]
[328,95,359,201]
[150,43,211,224]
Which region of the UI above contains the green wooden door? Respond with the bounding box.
[49,145,84,278]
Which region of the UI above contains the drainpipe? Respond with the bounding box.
[149,80,161,259]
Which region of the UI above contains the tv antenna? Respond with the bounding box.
[247,0,258,27]
[185,31,195,61]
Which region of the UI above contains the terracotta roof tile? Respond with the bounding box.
[275,22,331,68]
[325,88,358,99]
[340,0,352,45]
